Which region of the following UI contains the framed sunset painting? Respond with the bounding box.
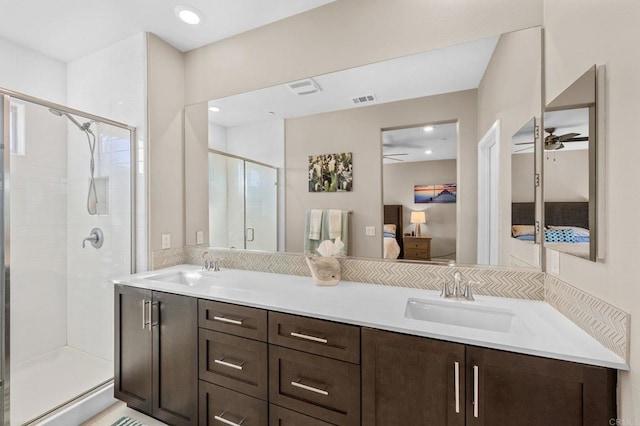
[414,183,457,203]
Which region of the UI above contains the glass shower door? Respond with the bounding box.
[245,162,277,251]
[209,151,278,251]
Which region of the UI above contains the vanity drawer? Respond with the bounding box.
[199,299,267,342]
[269,346,360,426]
[199,381,267,426]
[268,312,360,364]
[199,329,268,400]
[269,404,337,426]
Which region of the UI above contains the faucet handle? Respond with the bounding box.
[211,258,221,272]
[440,279,452,298]
[462,281,476,300]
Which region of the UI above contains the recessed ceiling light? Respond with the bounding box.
[423,126,435,132]
[175,5,202,25]
[209,106,221,112]
[425,150,433,155]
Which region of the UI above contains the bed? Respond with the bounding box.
[544,202,590,259]
[511,201,591,259]
[383,204,404,259]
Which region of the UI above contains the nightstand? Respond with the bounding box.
[403,236,432,261]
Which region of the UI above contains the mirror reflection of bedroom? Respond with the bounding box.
[382,123,457,262]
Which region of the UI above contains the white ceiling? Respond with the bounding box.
[0,0,335,63]
[207,36,499,128]
[382,123,458,164]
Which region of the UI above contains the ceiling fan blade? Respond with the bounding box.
[383,153,409,156]
[557,132,580,141]
[564,137,589,142]
[383,156,404,162]
[514,141,534,145]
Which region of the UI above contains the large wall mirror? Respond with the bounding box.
[184,26,543,270]
[542,66,602,262]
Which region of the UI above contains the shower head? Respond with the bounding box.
[49,108,92,132]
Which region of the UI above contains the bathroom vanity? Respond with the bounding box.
[113,266,624,425]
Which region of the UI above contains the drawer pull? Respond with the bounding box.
[214,412,245,426]
[290,331,328,344]
[291,379,329,396]
[213,315,244,326]
[214,358,244,371]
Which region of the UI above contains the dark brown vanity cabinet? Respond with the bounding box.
[115,285,198,426]
[465,346,616,426]
[268,312,361,426]
[362,328,617,426]
[362,328,466,426]
[198,299,269,425]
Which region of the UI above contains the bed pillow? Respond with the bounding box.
[384,232,396,238]
[515,234,535,241]
[383,224,397,235]
[545,228,577,243]
[511,225,535,237]
[548,225,590,237]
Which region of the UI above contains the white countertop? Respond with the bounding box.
[113,265,628,370]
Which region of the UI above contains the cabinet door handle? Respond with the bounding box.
[213,315,244,326]
[291,379,329,396]
[141,299,147,329]
[454,361,460,414]
[290,331,328,344]
[473,365,479,418]
[214,358,244,370]
[214,412,244,426]
[147,301,153,331]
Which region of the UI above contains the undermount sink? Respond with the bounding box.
[405,298,519,333]
[147,271,205,286]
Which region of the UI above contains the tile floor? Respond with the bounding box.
[11,346,112,425]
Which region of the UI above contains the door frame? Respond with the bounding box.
[477,120,500,265]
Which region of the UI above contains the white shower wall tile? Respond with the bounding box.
[66,33,144,360]
[9,99,68,365]
[0,35,66,103]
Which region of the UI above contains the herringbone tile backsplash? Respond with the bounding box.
[182,247,545,300]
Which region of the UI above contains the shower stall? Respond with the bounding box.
[0,89,135,424]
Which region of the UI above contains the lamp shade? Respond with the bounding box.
[410,211,426,224]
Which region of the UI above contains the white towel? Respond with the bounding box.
[328,209,342,239]
[309,209,323,240]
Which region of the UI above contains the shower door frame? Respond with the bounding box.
[0,87,138,425]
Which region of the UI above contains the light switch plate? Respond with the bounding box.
[161,233,171,249]
[196,230,204,244]
[365,226,376,236]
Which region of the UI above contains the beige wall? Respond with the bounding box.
[384,159,457,259]
[286,90,477,262]
[147,33,185,253]
[184,102,209,246]
[477,27,543,266]
[511,153,535,202]
[543,150,589,202]
[184,0,542,105]
[544,0,640,417]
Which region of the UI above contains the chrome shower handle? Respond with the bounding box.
[82,227,104,249]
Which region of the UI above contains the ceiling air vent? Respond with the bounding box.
[352,94,377,104]
[287,78,322,96]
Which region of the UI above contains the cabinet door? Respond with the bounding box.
[152,291,198,425]
[466,346,617,426]
[362,328,465,426]
[114,285,152,414]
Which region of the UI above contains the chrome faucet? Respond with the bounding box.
[441,269,474,301]
[201,251,221,272]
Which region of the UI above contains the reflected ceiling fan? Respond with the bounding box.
[515,127,589,151]
[383,153,409,162]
